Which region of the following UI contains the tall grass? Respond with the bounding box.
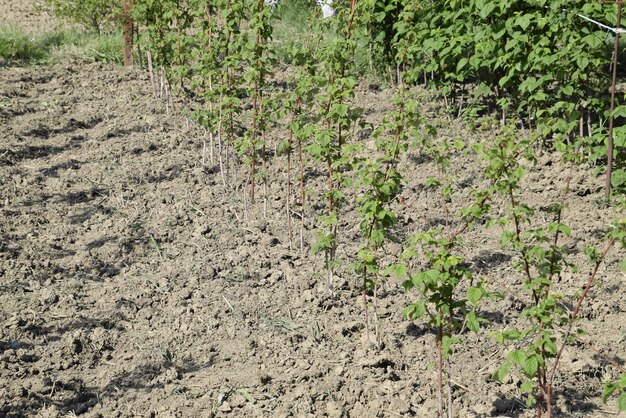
[0,27,47,63]
[0,26,124,66]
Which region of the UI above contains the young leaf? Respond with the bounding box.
[522,356,539,377]
[493,363,511,383]
[507,350,527,366]
[467,287,483,306]
[618,393,626,411]
[466,310,480,333]
[520,380,533,393]
[403,301,425,320]
[602,383,617,404]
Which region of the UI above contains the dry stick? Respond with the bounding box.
[363,284,370,341]
[605,0,622,200]
[579,106,584,138]
[373,283,379,347]
[298,132,305,252]
[260,93,268,218]
[147,51,156,96]
[167,78,177,114]
[159,67,164,98]
[202,129,207,166]
[134,23,143,68]
[209,127,215,164]
[447,314,454,418]
[286,103,298,251]
[217,96,227,187]
[251,71,259,203]
[447,357,453,418]
[324,73,336,292]
[208,114,215,169]
[243,174,249,222]
[437,318,444,418]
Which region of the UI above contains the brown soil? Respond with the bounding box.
[1,2,625,418]
[0,0,58,32]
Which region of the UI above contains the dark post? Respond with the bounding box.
[123,0,134,67]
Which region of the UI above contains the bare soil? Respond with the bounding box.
[1,2,625,418]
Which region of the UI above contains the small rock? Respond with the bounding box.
[218,401,232,412]
[472,402,494,416]
[39,288,59,306]
[326,401,343,418]
[390,397,410,414]
[301,289,314,302]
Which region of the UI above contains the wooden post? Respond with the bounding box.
[123,0,134,67]
[605,0,622,199]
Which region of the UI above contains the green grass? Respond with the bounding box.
[0,26,124,66]
[0,27,47,63]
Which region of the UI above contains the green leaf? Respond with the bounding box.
[479,3,496,19]
[602,383,617,403]
[517,14,531,31]
[384,263,407,278]
[522,356,539,377]
[466,310,480,333]
[237,388,256,403]
[507,350,527,366]
[467,287,483,305]
[493,363,511,383]
[611,169,626,188]
[442,335,460,359]
[618,393,626,411]
[403,301,425,320]
[457,58,468,72]
[613,105,626,118]
[520,380,534,393]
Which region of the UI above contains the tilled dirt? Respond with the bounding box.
[0,0,58,32]
[1,3,626,418]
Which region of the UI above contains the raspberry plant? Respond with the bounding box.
[110,1,626,414]
[353,86,417,344]
[486,128,626,417]
[308,2,361,292]
[242,0,275,213]
[401,131,492,418]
